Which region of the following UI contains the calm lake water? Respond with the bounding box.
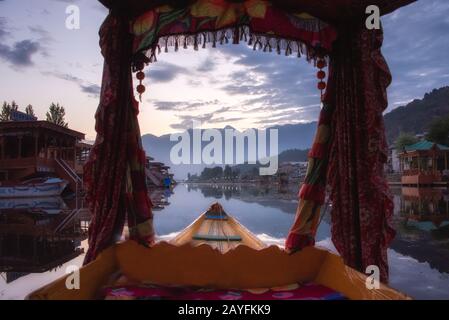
[1,183,449,300]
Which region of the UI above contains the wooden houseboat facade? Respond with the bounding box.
[0,121,92,193]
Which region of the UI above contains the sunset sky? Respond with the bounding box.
[0,0,448,140]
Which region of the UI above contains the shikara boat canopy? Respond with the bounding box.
[85,0,416,283]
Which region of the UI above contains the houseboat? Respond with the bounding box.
[0,120,92,194]
[398,140,449,186]
[144,156,175,188]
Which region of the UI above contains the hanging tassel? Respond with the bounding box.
[233,26,239,44]
[316,57,327,102]
[194,34,199,50]
[135,63,146,102]
[285,42,292,56]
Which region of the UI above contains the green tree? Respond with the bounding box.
[427,115,449,146]
[0,101,18,121]
[25,104,36,118]
[200,166,223,180]
[395,132,419,151]
[223,165,232,178]
[46,103,68,127]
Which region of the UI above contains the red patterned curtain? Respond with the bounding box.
[83,13,154,264]
[286,24,395,283]
[328,26,395,283]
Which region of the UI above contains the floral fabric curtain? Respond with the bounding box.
[83,14,154,264]
[286,25,395,282]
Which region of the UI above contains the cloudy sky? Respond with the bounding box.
[0,0,448,140]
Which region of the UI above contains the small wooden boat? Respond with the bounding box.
[0,178,68,198]
[28,203,411,300]
[171,203,266,252]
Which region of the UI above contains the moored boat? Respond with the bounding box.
[28,203,411,300]
[0,178,68,198]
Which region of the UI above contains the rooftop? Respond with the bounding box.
[0,120,85,140]
[404,140,449,152]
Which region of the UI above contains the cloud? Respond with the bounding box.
[147,61,188,83]
[166,102,238,130]
[80,84,101,96]
[216,44,321,122]
[197,57,217,72]
[0,19,50,66]
[0,17,9,40]
[170,113,214,130]
[42,71,101,98]
[150,99,220,112]
[0,40,41,67]
[28,25,54,44]
[382,0,449,112]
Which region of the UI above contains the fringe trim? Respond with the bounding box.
[143,25,328,64]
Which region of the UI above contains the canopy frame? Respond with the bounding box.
[85,0,416,283]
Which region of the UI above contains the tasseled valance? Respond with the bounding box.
[129,1,337,64]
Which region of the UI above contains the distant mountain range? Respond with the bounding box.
[141,86,449,179]
[384,86,449,143]
[141,123,316,179]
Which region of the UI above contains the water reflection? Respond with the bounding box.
[149,188,173,211]
[0,196,89,288]
[390,187,449,276]
[1,184,449,299]
[0,197,67,214]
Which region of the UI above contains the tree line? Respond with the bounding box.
[395,114,449,150]
[1,101,68,127]
[188,165,241,181]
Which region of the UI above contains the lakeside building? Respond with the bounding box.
[277,161,308,184]
[144,156,175,188]
[398,140,449,186]
[386,147,401,173]
[0,120,92,192]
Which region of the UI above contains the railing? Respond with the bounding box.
[53,208,81,234]
[403,169,441,177]
[55,158,83,197]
